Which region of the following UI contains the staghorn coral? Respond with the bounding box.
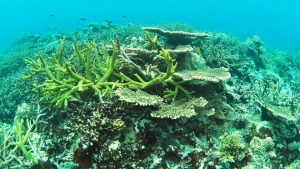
[11,23,300,168]
[144,31,158,50]
[119,48,194,101]
[23,37,196,107]
[0,123,24,168]
[8,118,38,165]
[23,38,124,107]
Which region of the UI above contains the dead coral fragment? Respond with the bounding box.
[151,97,207,119]
[115,88,163,106]
[173,67,231,83]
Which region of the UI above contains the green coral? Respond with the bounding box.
[23,38,124,107]
[23,38,192,107]
[144,31,157,50]
[218,133,247,163]
[8,119,37,165]
[118,48,194,101]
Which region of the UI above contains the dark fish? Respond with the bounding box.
[79,18,86,21]
[105,20,108,22]
[28,35,35,39]
[49,14,55,17]
[107,21,113,24]
[123,15,127,18]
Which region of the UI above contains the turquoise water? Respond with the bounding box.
[1,0,300,51]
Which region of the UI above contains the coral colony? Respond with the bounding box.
[0,22,299,168]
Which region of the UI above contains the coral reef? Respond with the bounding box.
[0,22,299,168]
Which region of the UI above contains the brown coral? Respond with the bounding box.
[142,27,211,40]
[151,97,207,119]
[115,88,163,106]
[173,67,231,83]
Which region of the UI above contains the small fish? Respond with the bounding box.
[105,20,113,23]
[4,51,8,53]
[28,35,35,39]
[122,15,127,18]
[79,18,87,21]
[49,14,55,17]
[46,28,51,30]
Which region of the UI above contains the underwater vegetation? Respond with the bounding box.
[0,22,299,169]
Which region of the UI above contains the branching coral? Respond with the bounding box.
[0,123,24,168]
[117,48,194,101]
[23,38,125,107]
[24,38,195,107]
[8,119,37,165]
[144,32,157,50]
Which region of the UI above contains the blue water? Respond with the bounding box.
[1,0,300,51]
